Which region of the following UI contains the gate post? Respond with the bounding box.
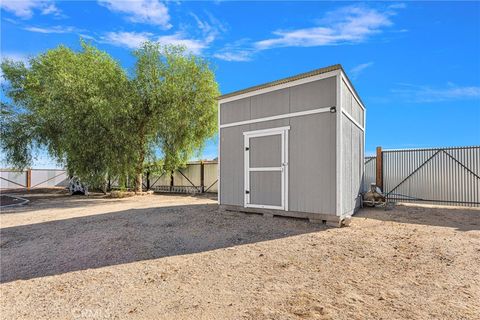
[170,170,174,192]
[146,171,150,190]
[376,146,383,191]
[200,161,205,193]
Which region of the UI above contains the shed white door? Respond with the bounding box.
[244,126,289,210]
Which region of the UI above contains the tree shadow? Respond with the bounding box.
[0,191,217,214]
[355,204,480,232]
[0,203,325,283]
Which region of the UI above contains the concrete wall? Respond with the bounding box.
[340,78,365,217]
[219,76,337,215]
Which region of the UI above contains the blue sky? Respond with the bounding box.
[1,1,479,168]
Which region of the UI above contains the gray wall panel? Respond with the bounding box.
[249,135,282,168]
[250,88,289,119]
[220,98,250,125]
[249,119,289,131]
[341,115,364,216]
[220,125,249,206]
[290,77,336,112]
[289,113,336,215]
[342,79,364,126]
[250,171,282,206]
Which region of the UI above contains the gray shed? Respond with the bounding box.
[218,64,365,226]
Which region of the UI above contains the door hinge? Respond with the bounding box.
[245,190,250,194]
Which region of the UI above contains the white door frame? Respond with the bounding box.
[243,126,289,210]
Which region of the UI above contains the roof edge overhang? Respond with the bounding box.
[218,64,342,101]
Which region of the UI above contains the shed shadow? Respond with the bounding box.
[0,203,325,283]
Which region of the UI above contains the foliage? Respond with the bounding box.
[1,40,219,190]
[1,41,137,186]
[131,42,218,176]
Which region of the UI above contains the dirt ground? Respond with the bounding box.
[1,190,479,320]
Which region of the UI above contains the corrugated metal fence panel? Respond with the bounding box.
[31,169,69,188]
[204,163,218,192]
[383,146,480,207]
[149,173,170,188]
[364,157,376,192]
[0,170,27,189]
[149,162,218,193]
[174,164,201,187]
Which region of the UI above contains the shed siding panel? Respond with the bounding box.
[341,79,364,126]
[250,88,290,119]
[220,125,249,206]
[248,119,289,131]
[250,171,282,206]
[249,135,282,168]
[289,113,336,215]
[290,77,336,112]
[220,98,250,125]
[341,115,364,216]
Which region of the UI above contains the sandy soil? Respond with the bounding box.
[1,191,479,319]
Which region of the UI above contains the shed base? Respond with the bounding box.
[220,205,349,227]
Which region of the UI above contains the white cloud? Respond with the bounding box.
[392,83,480,103]
[0,0,61,19]
[255,5,397,50]
[213,50,253,62]
[215,4,404,62]
[0,52,28,62]
[350,62,374,79]
[213,39,254,62]
[98,0,171,29]
[103,31,153,49]
[102,31,210,54]
[23,25,80,34]
[156,33,207,55]
[189,12,226,43]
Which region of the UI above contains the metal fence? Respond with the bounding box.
[363,156,376,192]
[381,146,479,207]
[107,161,218,194]
[2,146,478,206]
[1,169,68,190]
[147,161,218,193]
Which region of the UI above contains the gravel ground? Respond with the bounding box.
[1,191,479,320]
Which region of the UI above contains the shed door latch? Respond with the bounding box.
[245,147,249,151]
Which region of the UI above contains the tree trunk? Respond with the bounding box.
[134,120,147,193]
[134,149,145,193]
[135,171,143,193]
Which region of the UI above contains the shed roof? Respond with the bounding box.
[219,64,343,100]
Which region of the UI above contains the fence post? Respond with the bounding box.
[376,146,383,191]
[170,170,174,192]
[26,169,32,189]
[146,171,150,190]
[200,161,205,193]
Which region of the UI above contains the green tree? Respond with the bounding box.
[129,42,218,191]
[1,41,219,192]
[1,41,137,187]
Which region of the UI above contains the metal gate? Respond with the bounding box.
[382,146,479,206]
